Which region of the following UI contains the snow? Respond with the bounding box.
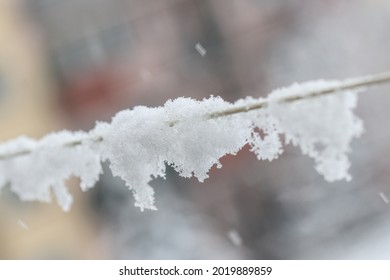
[0,131,103,211]
[0,78,364,211]
[379,192,389,204]
[195,43,207,56]
[17,219,28,230]
[227,230,242,246]
[267,80,364,182]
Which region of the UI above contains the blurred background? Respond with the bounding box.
[0,0,390,259]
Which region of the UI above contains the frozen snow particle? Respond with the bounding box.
[17,219,28,230]
[195,43,207,56]
[227,230,242,246]
[379,192,389,204]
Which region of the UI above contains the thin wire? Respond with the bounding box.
[1,71,390,160]
[208,71,390,118]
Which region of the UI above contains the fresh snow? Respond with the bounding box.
[195,43,207,56]
[0,79,363,211]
